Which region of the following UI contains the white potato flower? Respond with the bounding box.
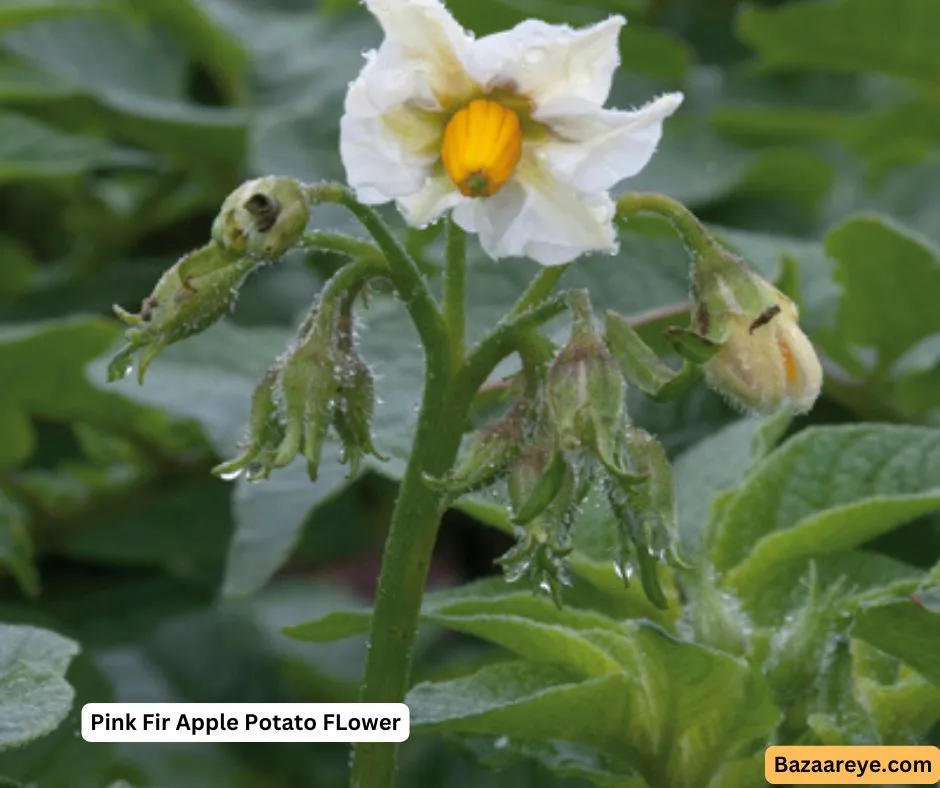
[340,0,683,265]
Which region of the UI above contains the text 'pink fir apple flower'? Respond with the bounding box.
[340,0,683,265]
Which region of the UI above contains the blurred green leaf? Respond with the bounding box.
[854,598,940,684]
[0,1,111,31]
[0,492,37,597]
[712,425,940,610]
[0,624,78,750]
[737,0,940,90]
[826,214,940,363]
[3,14,245,167]
[0,112,150,181]
[0,237,35,300]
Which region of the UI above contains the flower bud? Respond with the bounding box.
[496,523,572,609]
[213,365,285,481]
[424,402,527,499]
[332,345,387,477]
[546,292,627,472]
[507,438,568,526]
[212,176,310,261]
[108,243,256,383]
[692,249,822,415]
[274,310,340,481]
[765,569,843,708]
[685,568,750,656]
[606,428,684,610]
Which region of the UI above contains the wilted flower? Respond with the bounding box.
[212,176,310,261]
[340,0,682,265]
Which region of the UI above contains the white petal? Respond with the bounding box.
[397,172,462,227]
[340,60,439,203]
[453,154,616,266]
[463,16,624,107]
[535,92,683,193]
[364,0,474,105]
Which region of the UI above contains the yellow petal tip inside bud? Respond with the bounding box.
[778,337,798,383]
[441,99,523,198]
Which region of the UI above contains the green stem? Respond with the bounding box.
[458,294,569,398]
[444,218,467,366]
[299,230,386,265]
[510,264,569,317]
[616,192,718,258]
[303,182,448,370]
[301,184,460,788]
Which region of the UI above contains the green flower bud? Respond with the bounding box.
[685,568,750,656]
[212,177,310,261]
[606,428,684,610]
[496,523,573,609]
[108,243,256,383]
[765,568,844,709]
[332,345,388,478]
[507,438,568,526]
[424,402,527,499]
[546,292,628,474]
[691,247,822,415]
[274,309,340,481]
[213,365,285,482]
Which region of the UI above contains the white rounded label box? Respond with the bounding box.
[82,703,410,743]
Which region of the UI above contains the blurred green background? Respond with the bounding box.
[1,0,939,785]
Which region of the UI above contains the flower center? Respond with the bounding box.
[441,99,523,198]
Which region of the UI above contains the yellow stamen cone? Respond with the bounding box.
[441,99,523,198]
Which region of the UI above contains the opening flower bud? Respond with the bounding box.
[688,246,822,416]
[212,176,310,260]
[441,99,523,198]
[703,280,821,415]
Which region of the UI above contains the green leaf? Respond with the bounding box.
[853,598,940,684]
[737,0,940,91]
[711,425,940,609]
[673,413,790,553]
[0,492,38,597]
[826,214,940,362]
[0,59,77,101]
[410,624,779,788]
[4,14,245,166]
[0,111,150,181]
[0,409,33,469]
[458,735,645,788]
[0,625,78,750]
[0,237,35,300]
[0,0,111,31]
[224,454,353,597]
[285,578,620,645]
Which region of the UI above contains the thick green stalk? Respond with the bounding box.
[444,219,467,366]
[349,353,465,788]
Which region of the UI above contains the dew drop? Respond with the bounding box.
[218,468,244,482]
